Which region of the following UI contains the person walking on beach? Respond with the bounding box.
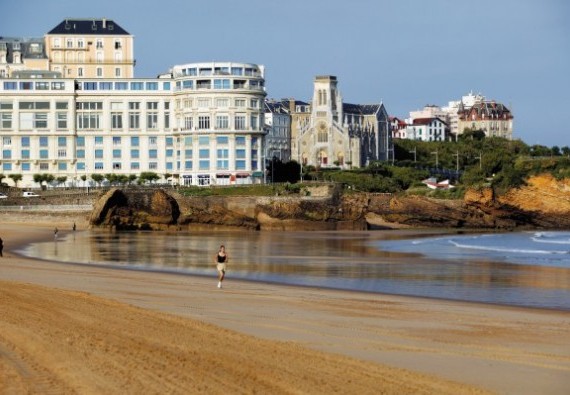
[72,222,76,232]
[54,227,58,240]
[0,237,3,257]
[215,245,228,288]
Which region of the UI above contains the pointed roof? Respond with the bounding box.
[47,19,130,35]
[413,117,448,126]
[343,103,381,115]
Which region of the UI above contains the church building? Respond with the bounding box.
[289,76,390,168]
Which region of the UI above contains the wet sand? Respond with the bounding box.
[0,215,569,394]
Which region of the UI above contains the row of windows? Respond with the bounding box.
[53,66,125,78]
[80,81,170,91]
[1,148,250,159]
[175,79,263,91]
[179,66,260,77]
[1,80,175,92]
[52,37,123,49]
[176,97,260,109]
[1,112,265,131]
[2,78,268,92]
[3,81,66,91]
[1,135,252,148]
[1,159,255,173]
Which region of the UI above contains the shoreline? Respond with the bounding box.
[1,218,570,394]
[11,249,570,314]
[13,222,570,312]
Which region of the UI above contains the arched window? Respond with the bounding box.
[318,130,328,143]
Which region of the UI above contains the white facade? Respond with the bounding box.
[0,62,267,188]
[405,118,447,141]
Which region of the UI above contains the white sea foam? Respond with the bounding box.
[448,240,569,255]
[531,237,570,245]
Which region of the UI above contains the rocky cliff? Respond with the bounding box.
[89,175,570,231]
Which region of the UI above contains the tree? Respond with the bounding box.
[128,174,137,185]
[139,172,159,184]
[44,174,55,186]
[91,174,104,186]
[33,173,54,189]
[80,175,87,182]
[56,176,67,186]
[8,174,23,187]
[460,128,486,141]
[0,173,5,185]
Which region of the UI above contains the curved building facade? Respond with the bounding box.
[171,62,266,186]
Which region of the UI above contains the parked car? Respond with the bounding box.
[22,191,40,198]
[0,192,7,199]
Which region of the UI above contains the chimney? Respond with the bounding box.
[102,18,107,29]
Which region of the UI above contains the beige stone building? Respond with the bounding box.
[44,18,134,79]
[289,75,390,169]
[1,19,134,79]
[458,101,513,139]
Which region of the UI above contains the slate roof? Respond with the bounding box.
[412,117,448,126]
[459,101,513,120]
[47,19,130,35]
[343,103,381,115]
[264,100,289,114]
[0,37,47,62]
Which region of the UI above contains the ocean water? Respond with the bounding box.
[18,230,570,310]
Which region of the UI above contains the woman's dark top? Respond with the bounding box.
[217,253,227,263]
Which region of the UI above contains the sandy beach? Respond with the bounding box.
[0,214,569,394]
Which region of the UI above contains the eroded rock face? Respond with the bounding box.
[90,176,570,231]
[90,188,180,230]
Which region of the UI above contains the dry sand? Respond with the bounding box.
[0,213,569,394]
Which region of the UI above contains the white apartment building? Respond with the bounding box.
[171,62,266,186]
[0,61,267,188]
[406,117,447,141]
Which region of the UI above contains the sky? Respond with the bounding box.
[2,0,569,147]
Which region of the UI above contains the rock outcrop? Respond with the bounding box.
[89,175,570,231]
[90,188,180,230]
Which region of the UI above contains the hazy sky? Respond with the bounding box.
[3,0,569,147]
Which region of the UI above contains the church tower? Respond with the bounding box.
[309,76,344,166]
[311,75,343,124]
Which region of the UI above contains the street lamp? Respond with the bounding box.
[409,147,417,162]
[452,150,460,177]
[431,149,439,169]
[297,133,303,182]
